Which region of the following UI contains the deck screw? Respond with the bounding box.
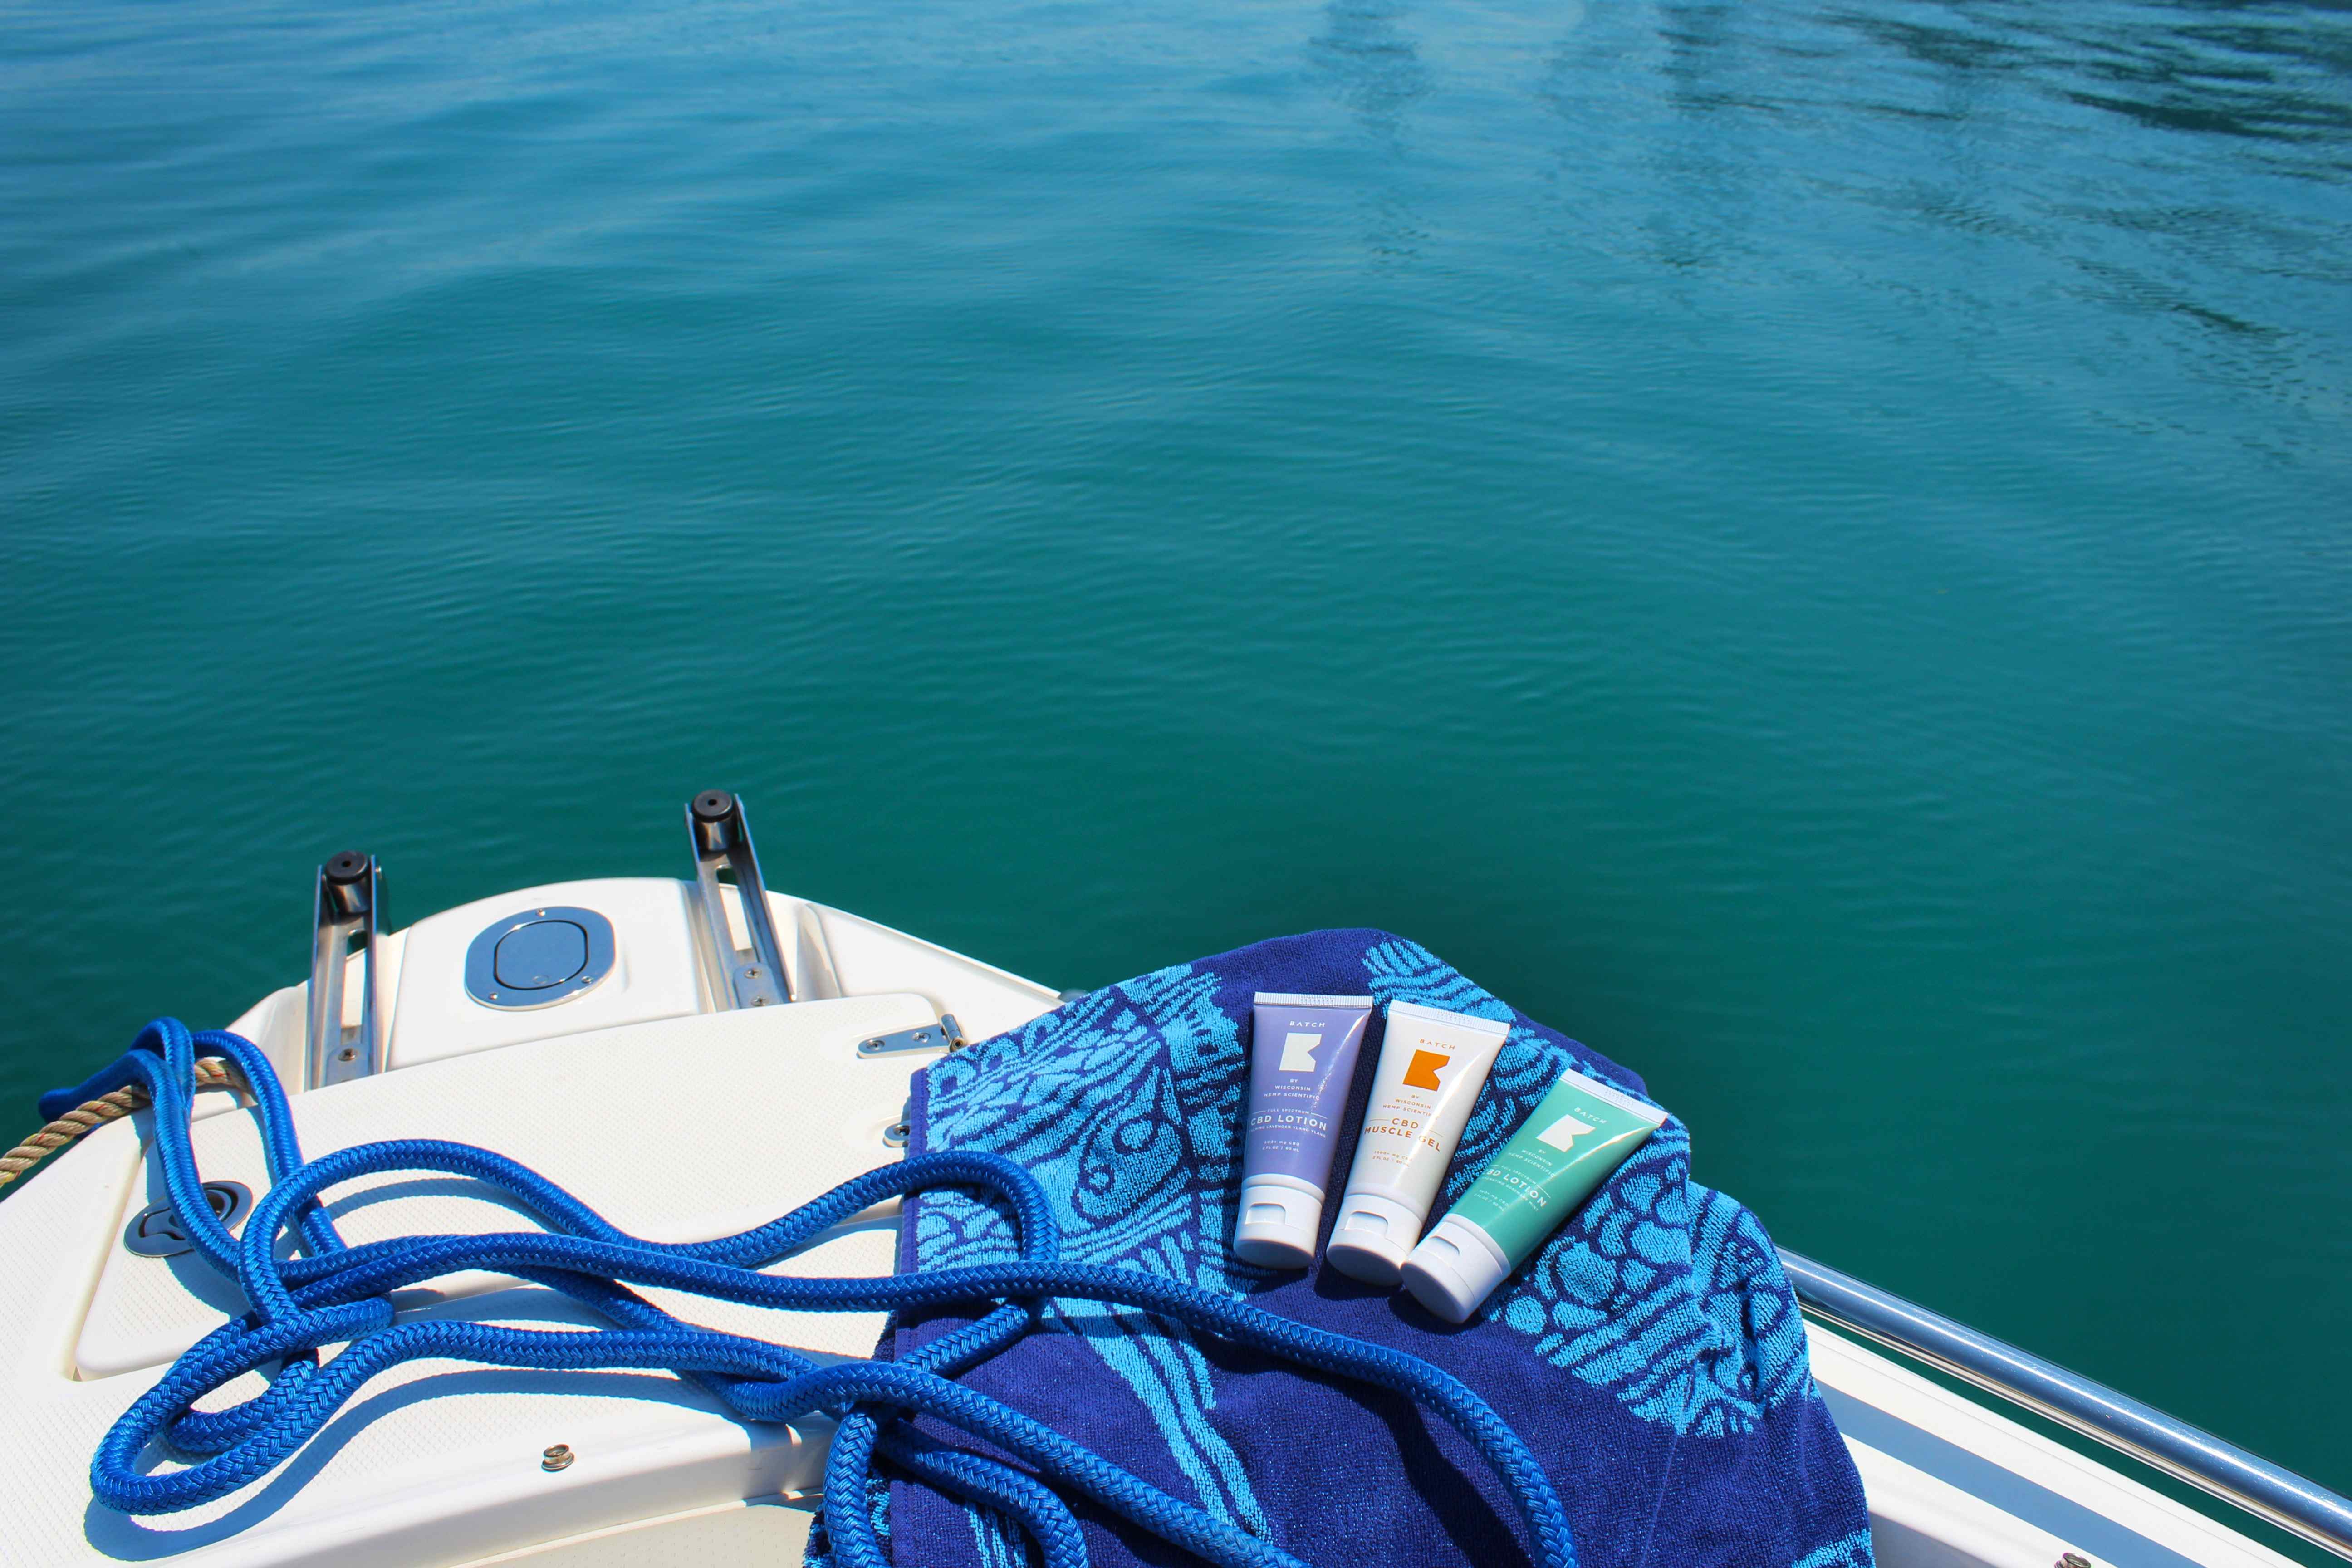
[542,1443,574,1472]
[2058,1554,2092,1568]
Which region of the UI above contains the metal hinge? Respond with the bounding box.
[856,1015,966,1058]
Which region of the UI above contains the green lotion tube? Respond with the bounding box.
[1401,1066,1668,1323]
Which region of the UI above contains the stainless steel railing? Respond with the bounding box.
[1779,1249,2352,1562]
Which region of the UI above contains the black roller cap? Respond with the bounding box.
[692,790,737,822]
[324,850,371,883]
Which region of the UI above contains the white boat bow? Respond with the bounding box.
[2,794,2342,1568]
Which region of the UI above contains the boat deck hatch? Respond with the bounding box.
[465,906,615,1009]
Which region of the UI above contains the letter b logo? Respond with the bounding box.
[1402,1050,1450,1090]
[1279,1031,1321,1072]
[1536,1112,1595,1152]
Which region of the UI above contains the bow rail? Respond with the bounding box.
[1779,1249,2352,1562]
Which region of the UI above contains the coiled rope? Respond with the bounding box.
[47,1020,1580,1568]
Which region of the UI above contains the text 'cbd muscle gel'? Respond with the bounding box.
[1401,1065,1667,1323]
[1234,993,1376,1268]
[1324,1000,1510,1286]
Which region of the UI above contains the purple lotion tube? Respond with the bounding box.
[1233,992,1376,1269]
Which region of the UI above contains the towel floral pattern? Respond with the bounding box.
[1791,1529,1877,1568]
[918,962,1270,1540]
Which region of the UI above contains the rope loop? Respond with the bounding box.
[54,1021,1578,1568]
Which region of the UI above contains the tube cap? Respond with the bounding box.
[1232,1176,1323,1270]
[1401,1214,1512,1324]
[1322,1191,1424,1286]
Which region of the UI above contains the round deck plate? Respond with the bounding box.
[465,905,616,1009]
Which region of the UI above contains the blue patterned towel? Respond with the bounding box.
[859,930,1873,1568]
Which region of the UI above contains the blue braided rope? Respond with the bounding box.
[54,1020,1578,1568]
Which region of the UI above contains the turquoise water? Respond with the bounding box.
[4,0,2348,1520]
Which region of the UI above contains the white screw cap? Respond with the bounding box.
[1322,1191,1424,1286]
[1232,1176,1323,1270]
[1401,1214,1512,1324]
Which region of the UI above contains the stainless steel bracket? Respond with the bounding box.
[306,850,383,1089]
[855,1015,966,1058]
[686,790,792,1009]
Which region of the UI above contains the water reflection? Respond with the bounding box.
[1836,0,2352,155]
[1531,0,2348,413]
[1308,0,1433,143]
[1308,0,1434,261]
[1648,0,1758,274]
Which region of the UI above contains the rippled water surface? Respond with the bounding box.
[4,0,2348,1520]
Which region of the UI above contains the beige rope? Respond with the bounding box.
[0,1058,248,1195]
